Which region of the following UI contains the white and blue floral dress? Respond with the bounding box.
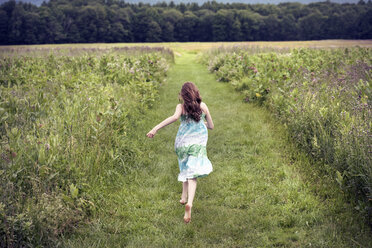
[175,112,213,182]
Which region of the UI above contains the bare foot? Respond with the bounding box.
[179,198,187,205]
[183,204,192,223]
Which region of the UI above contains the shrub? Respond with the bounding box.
[0,48,171,246]
[205,47,372,219]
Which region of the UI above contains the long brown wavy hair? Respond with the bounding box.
[180,82,202,122]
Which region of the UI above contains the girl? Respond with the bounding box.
[146,82,214,223]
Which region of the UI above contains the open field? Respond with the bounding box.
[63,51,372,247]
[0,46,172,246]
[1,40,372,54]
[203,45,372,221]
[1,41,371,247]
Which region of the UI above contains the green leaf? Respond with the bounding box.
[335,171,343,187]
[38,148,46,164]
[70,183,79,199]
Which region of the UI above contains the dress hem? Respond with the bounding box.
[177,170,212,182]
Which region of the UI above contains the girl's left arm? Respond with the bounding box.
[146,104,183,138]
[201,102,214,130]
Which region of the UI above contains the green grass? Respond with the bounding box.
[62,52,371,247]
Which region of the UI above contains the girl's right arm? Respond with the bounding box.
[201,102,214,130]
[146,104,183,138]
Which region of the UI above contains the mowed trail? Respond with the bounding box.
[63,52,371,247]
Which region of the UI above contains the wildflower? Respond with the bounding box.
[256,93,262,98]
[248,66,258,73]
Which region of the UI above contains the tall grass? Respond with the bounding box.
[62,51,372,248]
[0,46,174,62]
[0,47,172,247]
[202,45,291,59]
[204,46,372,222]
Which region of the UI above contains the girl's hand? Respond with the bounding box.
[146,129,157,138]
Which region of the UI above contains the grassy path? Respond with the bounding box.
[63,52,371,247]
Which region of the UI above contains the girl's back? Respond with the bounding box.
[176,104,212,183]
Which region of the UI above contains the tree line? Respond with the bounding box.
[0,0,371,45]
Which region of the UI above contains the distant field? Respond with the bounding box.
[1,40,372,54]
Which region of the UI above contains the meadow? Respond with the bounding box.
[203,46,371,215]
[0,46,172,246]
[1,40,371,247]
[3,39,372,53]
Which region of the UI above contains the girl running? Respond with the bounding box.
[147,82,214,223]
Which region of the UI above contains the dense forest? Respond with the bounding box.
[0,0,371,45]
[0,0,363,6]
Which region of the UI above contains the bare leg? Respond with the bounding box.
[180,181,188,204]
[184,178,197,223]
[187,178,197,207]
